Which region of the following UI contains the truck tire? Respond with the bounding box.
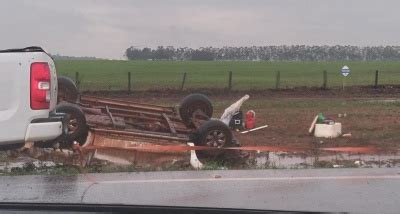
[179,94,213,127]
[56,102,88,144]
[58,76,79,103]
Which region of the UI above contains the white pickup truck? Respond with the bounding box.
[0,47,65,149]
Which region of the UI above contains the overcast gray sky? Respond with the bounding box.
[1,0,399,59]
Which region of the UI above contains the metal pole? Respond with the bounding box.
[228,71,233,90]
[128,72,131,92]
[374,70,379,88]
[342,76,346,91]
[275,71,280,89]
[180,72,187,91]
[75,72,80,90]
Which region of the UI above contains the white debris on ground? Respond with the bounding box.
[314,123,342,138]
[240,125,268,134]
[187,142,204,169]
[220,94,250,125]
[309,114,343,139]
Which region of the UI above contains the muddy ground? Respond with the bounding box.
[87,86,400,150]
[2,86,400,175]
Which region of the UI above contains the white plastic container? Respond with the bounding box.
[314,123,342,138]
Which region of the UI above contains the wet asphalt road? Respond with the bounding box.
[1,168,400,213]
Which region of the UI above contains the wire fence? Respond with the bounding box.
[62,69,400,92]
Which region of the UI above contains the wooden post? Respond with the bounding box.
[75,72,80,90]
[275,70,280,89]
[180,72,187,91]
[323,70,327,89]
[228,71,233,90]
[128,72,131,92]
[374,70,379,88]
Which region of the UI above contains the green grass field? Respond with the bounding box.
[54,60,400,91]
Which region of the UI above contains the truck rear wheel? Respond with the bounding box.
[56,102,88,145]
[58,76,79,103]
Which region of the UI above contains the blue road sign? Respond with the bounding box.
[341,65,350,77]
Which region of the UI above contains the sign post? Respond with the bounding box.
[341,65,350,90]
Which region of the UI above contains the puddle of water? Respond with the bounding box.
[0,159,57,173]
[0,148,72,173]
[252,152,400,169]
[254,152,311,169]
[1,133,191,173]
[365,99,400,103]
[1,134,400,173]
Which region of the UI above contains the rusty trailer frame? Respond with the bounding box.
[78,95,200,146]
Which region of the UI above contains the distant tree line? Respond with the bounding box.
[50,54,101,60]
[125,45,400,61]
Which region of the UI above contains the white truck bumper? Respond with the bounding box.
[25,121,63,142]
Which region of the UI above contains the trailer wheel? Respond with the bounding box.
[179,93,213,127]
[194,120,233,159]
[58,76,79,103]
[196,120,232,148]
[56,102,88,145]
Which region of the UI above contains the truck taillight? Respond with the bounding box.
[30,62,51,110]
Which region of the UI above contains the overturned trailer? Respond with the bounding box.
[45,77,237,163]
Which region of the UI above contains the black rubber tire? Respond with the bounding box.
[57,76,79,103]
[195,120,233,147]
[56,102,88,144]
[194,120,233,160]
[179,93,213,126]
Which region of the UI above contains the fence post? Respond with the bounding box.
[228,71,233,90]
[75,72,80,90]
[323,70,327,89]
[275,70,280,89]
[128,72,131,92]
[374,70,379,88]
[180,72,187,91]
